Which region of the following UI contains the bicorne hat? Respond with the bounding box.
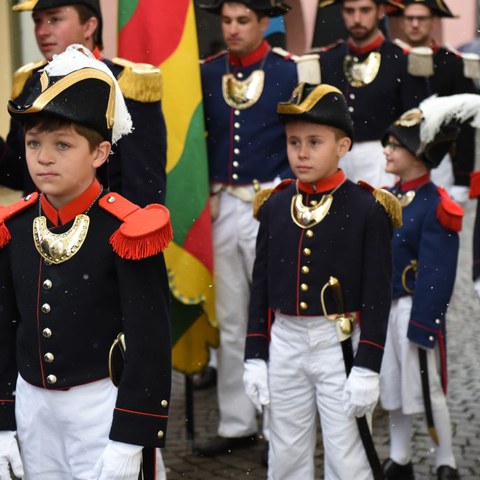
[198,0,291,17]
[387,0,455,18]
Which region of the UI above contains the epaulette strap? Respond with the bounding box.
[469,170,480,198]
[201,50,227,64]
[99,193,173,260]
[0,193,39,248]
[11,60,47,100]
[112,57,163,103]
[272,47,294,61]
[253,189,274,220]
[393,38,411,54]
[358,181,403,228]
[436,187,463,232]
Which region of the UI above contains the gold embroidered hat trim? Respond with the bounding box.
[343,52,381,87]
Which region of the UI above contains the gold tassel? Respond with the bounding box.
[373,188,403,229]
[11,60,47,100]
[253,188,274,219]
[113,57,163,103]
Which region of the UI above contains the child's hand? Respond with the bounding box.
[0,431,23,480]
[243,359,270,412]
[342,367,379,418]
[93,440,142,480]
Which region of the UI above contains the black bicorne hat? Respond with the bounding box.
[8,44,132,144]
[13,0,104,48]
[198,0,291,17]
[383,109,459,168]
[277,83,354,144]
[318,0,405,8]
[387,0,455,18]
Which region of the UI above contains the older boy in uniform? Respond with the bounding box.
[0,45,172,480]
[379,93,480,479]
[1,0,166,207]
[243,82,401,479]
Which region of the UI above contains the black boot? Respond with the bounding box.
[437,466,460,480]
[383,458,415,480]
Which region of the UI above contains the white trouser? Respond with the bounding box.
[213,191,259,437]
[379,296,446,414]
[340,140,397,188]
[268,314,372,480]
[15,375,166,480]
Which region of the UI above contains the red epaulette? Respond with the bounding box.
[200,50,227,65]
[273,178,295,193]
[436,187,463,232]
[469,170,480,198]
[99,193,173,260]
[0,193,38,249]
[318,38,344,53]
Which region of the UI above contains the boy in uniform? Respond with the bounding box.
[243,82,401,479]
[0,45,172,480]
[379,93,480,479]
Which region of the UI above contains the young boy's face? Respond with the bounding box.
[25,124,110,209]
[383,134,423,179]
[286,121,351,184]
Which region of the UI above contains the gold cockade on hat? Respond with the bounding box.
[395,108,424,127]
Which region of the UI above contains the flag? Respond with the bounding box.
[118,0,218,375]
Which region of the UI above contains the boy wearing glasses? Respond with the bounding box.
[389,0,477,204]
[379,93,480,479]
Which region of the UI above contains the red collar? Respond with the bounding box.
[398,173,430,192]
[228,40,270,67]
[41,179,102,226]
[92,46,104,61]
[298,170,346,194]
[348,32,384,55]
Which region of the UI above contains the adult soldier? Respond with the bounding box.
[318,0,429,187]
[389,0,477,203]
[195,0,300,457]
[0,0,166,207]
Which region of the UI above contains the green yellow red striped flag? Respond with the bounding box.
[118,0,218,375]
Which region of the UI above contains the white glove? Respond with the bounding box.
[93,440,142,480]
[243,359,270,412]
[342,366,379,418]
[448,185,469,204]
[474,279,480,299]
[0,431,23,480]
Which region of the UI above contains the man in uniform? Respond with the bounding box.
[0,0,167,207]
[318,0,429,187]
[195,0,299,457]
[390,0,477,203]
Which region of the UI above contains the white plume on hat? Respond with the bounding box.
[44,44,133,143]
[418,93,480,152]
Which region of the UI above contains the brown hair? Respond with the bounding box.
[24,114,105,152]
[73,4,102,49]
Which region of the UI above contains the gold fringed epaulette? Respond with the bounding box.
[0,193,38,248]
[358,181,403,228]
[99,193,173,260]
[436,187,464,232]
[253,179,295,220]
[11,60,47,100]
[253,188,274,220]
[112,57,163,103]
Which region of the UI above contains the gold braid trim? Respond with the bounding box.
[113,57,163,103]
[253,188,274,220]
[11,60,47,100]
[373,188,403,229]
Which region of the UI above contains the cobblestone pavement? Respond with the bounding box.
[162,199,480,479]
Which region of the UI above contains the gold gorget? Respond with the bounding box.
[343,52,381,87]
[291,193,333,228]
[396,190,416,208]
[222,70,265,109]
[33,214,90,264]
